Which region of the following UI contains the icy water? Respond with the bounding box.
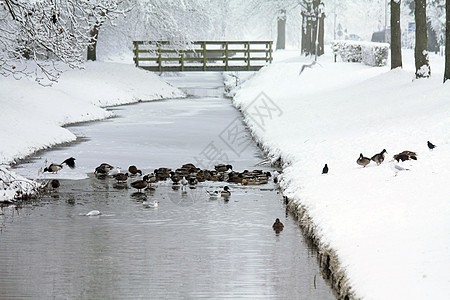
[2,72,335,299]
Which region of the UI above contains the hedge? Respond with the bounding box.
[331,40,389,67]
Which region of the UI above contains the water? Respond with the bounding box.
[1,72,335,299]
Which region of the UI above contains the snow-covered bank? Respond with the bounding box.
[0,62,184,166]
[228,49,450,299]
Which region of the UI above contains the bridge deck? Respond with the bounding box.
[133,41,273,72]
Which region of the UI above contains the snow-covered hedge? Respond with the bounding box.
[331,40,389,66]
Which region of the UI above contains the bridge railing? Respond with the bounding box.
[133,41,273,72]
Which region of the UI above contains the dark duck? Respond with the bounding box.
[371,149,387,165]
[357,153,371,168]
[128,165,142,176]
[272,218,284,233]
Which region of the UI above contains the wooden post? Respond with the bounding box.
[180,50,184,72]
[247,42,251,70]
[133,41,139,67]
[158,46,162,72]
[225,42,229,71]
[202,42,206,71]
[269,41,273,63]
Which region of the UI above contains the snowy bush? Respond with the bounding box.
[332,41,389,67]
[0,166,44,202]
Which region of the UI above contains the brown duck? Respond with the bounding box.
[357,153,371,167]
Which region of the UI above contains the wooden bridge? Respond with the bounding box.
[133,41,273,72]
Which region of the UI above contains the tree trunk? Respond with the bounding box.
[305,18,312,55]
[87,23,99,61]
[391,0,402,69]
[445,0,450,82]
[276,10,286,50]
[87,22,102,61]
[301,12,307,54]
[415,0,430,78]
[318,12,325,56]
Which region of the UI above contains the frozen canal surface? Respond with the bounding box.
[2,72,335,299]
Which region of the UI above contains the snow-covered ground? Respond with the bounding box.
[0,62,184,166]
[229,49,450,299]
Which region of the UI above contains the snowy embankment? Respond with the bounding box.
[228,49,450,299]
[0,61,184,201]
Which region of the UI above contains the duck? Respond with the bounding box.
[50,179,60,191]
[221,186,231,197]
[43,157,76,174]
[143,173,157,188]
[44,163,63,174]
[181,163,196,170]
[215,164,233,173]
[128,165,142,176]
[143,200,159,208]
[357,153,371,167]
[322,164,328,174]
[95,163,114,177]
[393,151,417,162]
[113,172,128,183]
[427,141,436,150]
[61,157,76,169]
[170,172,180,184]
[371,149,387,165]
[130,179,148,192]
[272,218,284,231]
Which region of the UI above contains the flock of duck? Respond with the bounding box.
[92,162,275,195]
[322,141,437,175]
[44,160,277,201]
[43,159,283,230]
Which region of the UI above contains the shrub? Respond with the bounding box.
[331,40,389,67]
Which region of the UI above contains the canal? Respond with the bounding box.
[1,72,335,299]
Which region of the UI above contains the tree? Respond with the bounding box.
[445,0,450,82]
[276,9,287,49]
[391,0,402,69]
[0,0,91,84]
[301,0,325,56]
[415,0,431,78]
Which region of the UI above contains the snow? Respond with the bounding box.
[0,61,185,166]
[230,48,450,299]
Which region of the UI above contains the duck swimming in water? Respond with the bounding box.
[272,218,284,233]
[221,186,231,197]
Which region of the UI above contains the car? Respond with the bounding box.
[346,33,363,41]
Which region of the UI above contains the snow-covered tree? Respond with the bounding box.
[0,0,92,84]
[301,0,325,56]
